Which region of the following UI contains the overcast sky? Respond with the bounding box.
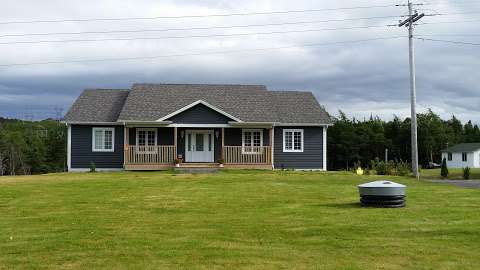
[0,0,478,123]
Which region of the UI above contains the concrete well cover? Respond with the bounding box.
[358,181,406,196]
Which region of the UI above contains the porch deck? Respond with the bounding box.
[124,144,273,170]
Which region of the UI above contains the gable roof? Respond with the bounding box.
[65,83,332,125]
[64,89,129,123]
[442,143,480,153]
[158,100,243,122]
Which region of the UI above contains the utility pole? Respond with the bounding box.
[385,148,388,164]
[398,1,424,180]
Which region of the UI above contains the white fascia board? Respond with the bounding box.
[228,121,274,128]
[166,124,232,128]
[274,123,332,127]
[65,121,124,125]
[156,100,243,123]
[122,120,172,127]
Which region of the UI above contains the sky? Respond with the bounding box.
[0,0,478,123]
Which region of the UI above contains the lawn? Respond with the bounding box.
[1,170,479,269]
[421,168,480,180]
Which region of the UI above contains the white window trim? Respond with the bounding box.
[92,127,115,152]
[283,129,304,153]
[462,152,468,162]
[242,129,263,154]
[136,128,158,153]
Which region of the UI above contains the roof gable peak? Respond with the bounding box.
[156,100,243,123]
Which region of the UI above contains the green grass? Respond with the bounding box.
[1,170,479,269]
[421,168,480,180]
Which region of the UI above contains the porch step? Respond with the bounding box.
[174,167,220,174]
[178,163,221,168]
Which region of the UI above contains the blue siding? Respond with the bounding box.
[71,125,124,168]
[273,127,324,169]
[167,103,233,124]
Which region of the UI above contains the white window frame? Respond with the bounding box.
[462,152,468,162]
[283,129,304,153]
[92,127,115,152]
[242,129,263,154]
[447,152,452,161]
[136,128,158,153]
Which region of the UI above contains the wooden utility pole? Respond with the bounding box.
[398,1,424,180]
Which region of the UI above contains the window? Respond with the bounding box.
[283,129,304,152]
[462,152,468,162]
[92,127,114,152]
[448,152,452,161]
[136,128,157,152]
[242,129,263,153]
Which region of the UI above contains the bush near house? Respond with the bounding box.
[441,158,449,178]
[463,167,471,180]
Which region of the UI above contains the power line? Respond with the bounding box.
[415,37,480,45]
[417,33,480,37]
[423,0,480,5]
[0,36,403,67]
[0,15,400,38]
[0,5,397,25]
[0,24,395,45]
[425,11,480,16]
[417,18,480,25]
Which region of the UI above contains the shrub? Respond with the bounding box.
[396,160,411,176]
[463,167,470,180]
[441,158,449,178]
[89,161,96,173]
[375,161,387,175]
[386,160,397,176]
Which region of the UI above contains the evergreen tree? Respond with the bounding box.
[441,158,449,178]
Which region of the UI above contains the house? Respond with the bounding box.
[441,143,480,168]
[64,84,332,171]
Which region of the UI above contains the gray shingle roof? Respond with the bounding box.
[442,143,480,153]
[65,84,331,124]
[64,89,129,122]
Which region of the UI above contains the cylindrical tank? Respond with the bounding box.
[358,180,406,208]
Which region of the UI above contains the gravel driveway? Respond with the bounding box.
[427,180,480,189]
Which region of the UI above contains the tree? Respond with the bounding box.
[441,158,449,178]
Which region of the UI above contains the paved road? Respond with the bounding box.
[427,180,480,189]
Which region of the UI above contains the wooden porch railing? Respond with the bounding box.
[125,145,176,164]
[223,146,271,164]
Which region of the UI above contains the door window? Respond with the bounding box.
[196,133,204,151]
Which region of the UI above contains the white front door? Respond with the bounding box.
[185,130,214,162]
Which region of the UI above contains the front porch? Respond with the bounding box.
[124,126,273,170]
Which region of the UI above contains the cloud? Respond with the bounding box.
[0,0,478,123]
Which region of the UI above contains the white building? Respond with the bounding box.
[441,143,480,168]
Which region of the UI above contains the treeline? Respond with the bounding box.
[1,109,479,175]
[0,118,66,175]
[327,110,480,170]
